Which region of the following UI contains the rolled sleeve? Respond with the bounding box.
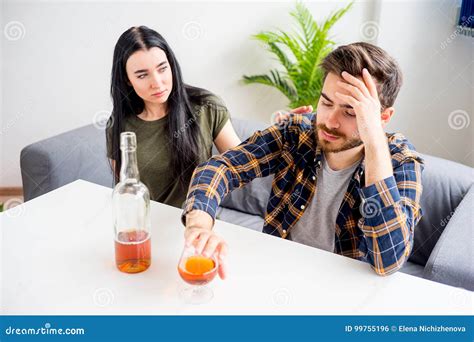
[359,175,401,214]
[358,159,424,276]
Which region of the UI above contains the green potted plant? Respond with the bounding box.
[242,1,353,108]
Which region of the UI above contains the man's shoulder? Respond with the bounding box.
[387,132,424,165]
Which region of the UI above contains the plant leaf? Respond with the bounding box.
[242,1,354,109]
[242,70,297,101]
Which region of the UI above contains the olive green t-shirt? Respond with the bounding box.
[107,92,230,208]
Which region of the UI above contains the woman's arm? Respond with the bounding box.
[213,120,241,154]
[213,106,313,154]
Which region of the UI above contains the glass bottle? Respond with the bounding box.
[112,132,151,273]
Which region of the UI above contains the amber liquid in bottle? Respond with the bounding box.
[178,256,217,285]
[115,230,151,273]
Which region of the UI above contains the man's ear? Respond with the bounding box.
[381,107,395,126]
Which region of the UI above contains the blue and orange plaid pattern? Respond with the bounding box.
[182,113,424,275]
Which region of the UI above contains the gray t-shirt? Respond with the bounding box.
[289,154,361,251]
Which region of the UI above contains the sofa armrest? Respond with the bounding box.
[20,124,113,201]
[423,185,474,290]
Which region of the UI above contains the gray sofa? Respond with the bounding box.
[20,118,474,291]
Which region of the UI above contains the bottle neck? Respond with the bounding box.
[120,148,140,182]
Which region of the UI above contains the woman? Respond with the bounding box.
[106,26,241,208]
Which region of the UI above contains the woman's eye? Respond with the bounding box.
[137,74,147,79]
[158,66,167,73]
[321,102,332,107]
[344,111,356,117]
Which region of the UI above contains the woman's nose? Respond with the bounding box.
[150,71,162,89]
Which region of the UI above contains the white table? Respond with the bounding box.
[1,180,472,315]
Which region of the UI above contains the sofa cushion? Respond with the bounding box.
[216,207,264,232]
[410,154,473,266]
[400,261,426,278]
[21,125,114,201]
[216,118,273,218]
[423,185,474,290]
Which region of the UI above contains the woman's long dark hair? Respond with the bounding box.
[108,26,205,188]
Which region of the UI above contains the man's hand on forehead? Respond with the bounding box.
[334,68,385,144]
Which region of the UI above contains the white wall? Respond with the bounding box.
[1,0,472,187]
[0,0,4,187]
[377,0,473,168]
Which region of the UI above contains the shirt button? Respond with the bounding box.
[312,175,316,181]
[300,205,305,210]
[283,229,287,234]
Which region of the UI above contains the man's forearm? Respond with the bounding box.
[363,131,393,186]
[182,124,287,229]
[185,209,214,230]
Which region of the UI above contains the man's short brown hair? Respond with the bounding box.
[320,42,403,109]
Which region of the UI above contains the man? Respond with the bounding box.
[181,42,424,279]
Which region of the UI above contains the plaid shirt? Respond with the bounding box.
[183,113,424,275]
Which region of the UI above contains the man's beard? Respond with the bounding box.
[316,124,363,153]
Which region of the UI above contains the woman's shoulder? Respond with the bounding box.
[186,85,227,111]
[186,85,230,140]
